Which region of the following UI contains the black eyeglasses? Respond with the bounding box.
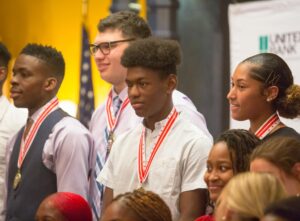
[89,38,135,55]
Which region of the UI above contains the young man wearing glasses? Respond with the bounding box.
[89,11,212,219]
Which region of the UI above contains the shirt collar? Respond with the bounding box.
[112,87,128,102]
[29,97,59,122]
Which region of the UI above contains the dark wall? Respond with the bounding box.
[177,0,230,138]
[113,0,232,138]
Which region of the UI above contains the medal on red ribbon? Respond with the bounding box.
[105,90,130,154]
[13,98,59,190]
[254,113,281,140]
[138,107,178,184]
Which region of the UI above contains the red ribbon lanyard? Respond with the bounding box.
[138,108,178,184]
[105,90,130,132]
[255,113,281,139]
[17,98,59,168]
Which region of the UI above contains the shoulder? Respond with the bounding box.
[54,116,92,138]
[90,102,106,121]
[195,215,214,221]
[172,117,213,152]
[1,98,27,130]
[265,126,300,141]
[172,90,197,110]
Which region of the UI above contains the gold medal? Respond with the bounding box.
[107,132,114,154]
[13,169,22,190]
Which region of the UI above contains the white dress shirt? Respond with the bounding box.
[0,96,27,213]
[98,113,212,221]
[90,88,212,166]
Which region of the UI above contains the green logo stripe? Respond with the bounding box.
[259,36,268,53]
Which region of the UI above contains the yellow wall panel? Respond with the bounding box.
[0,0,112,114]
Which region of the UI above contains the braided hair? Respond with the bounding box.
[112,188,172,221]
[215,129,260,173]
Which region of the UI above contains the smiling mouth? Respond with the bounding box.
[208,185,223,191]
[97,64,109,72]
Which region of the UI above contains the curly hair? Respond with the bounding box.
[215,129,260,173]
[241,53,300,118]
[112,188,172,221]
[0,42,11,68]
[250,136,300,176]
[121,37,181,77]
[20,43,65,85]
[97,11,151,39]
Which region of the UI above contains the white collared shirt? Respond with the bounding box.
[0,96,27,213]
[98,114,212,221]
[90,88,212,166]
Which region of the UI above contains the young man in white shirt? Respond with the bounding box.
[89,12,212,218]
[98,38,212,221]
[0,42,27,215]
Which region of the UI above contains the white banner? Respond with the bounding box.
[229,0,300,132]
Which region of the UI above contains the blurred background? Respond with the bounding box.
[1,0,299,138]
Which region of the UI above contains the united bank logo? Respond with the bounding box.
[259,36,269,53]
[259,31,300,58]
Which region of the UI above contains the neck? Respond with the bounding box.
[113,82,126,95]
[144,101,173,131]
[28,96,55,117]
[249,110,277,133]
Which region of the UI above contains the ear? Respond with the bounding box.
[292,162,300,181]
[0,67,7,82]
[44,77,58,92]
[166,74,177,95]
[265,85,279,102]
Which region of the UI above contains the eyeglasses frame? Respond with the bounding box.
[89,38,135,55]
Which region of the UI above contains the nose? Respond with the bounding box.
[227,87,236,100]
[10,74,18,85]
[93,48,106,60]
[128,84,140,99]
[207,169,219,182]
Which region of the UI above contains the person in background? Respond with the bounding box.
[4,43,95,221]
[250,136,300,196]
[35,192,93,221]
[227,53,300,141]
[262,196,300,221]
[89,10,212,219]
[0,42,27,214]
[195,129,260,221]
[98,37,212,221]
[101,188,172,221]
[214,172,287,221]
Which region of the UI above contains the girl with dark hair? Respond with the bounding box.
[227,53,300,140]
[195,129,260,221]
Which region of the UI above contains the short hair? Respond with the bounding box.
[215,129,260,174]
[40,192,92,221]
[250,136,300,176]
[220,172,287,220]
[264,196,300,221]
[20,43,65,82]
[121,37,181,77]
[97,11,151,39]
[112,188,172,221]
[0,42,11,67]
[241,53,300,119]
